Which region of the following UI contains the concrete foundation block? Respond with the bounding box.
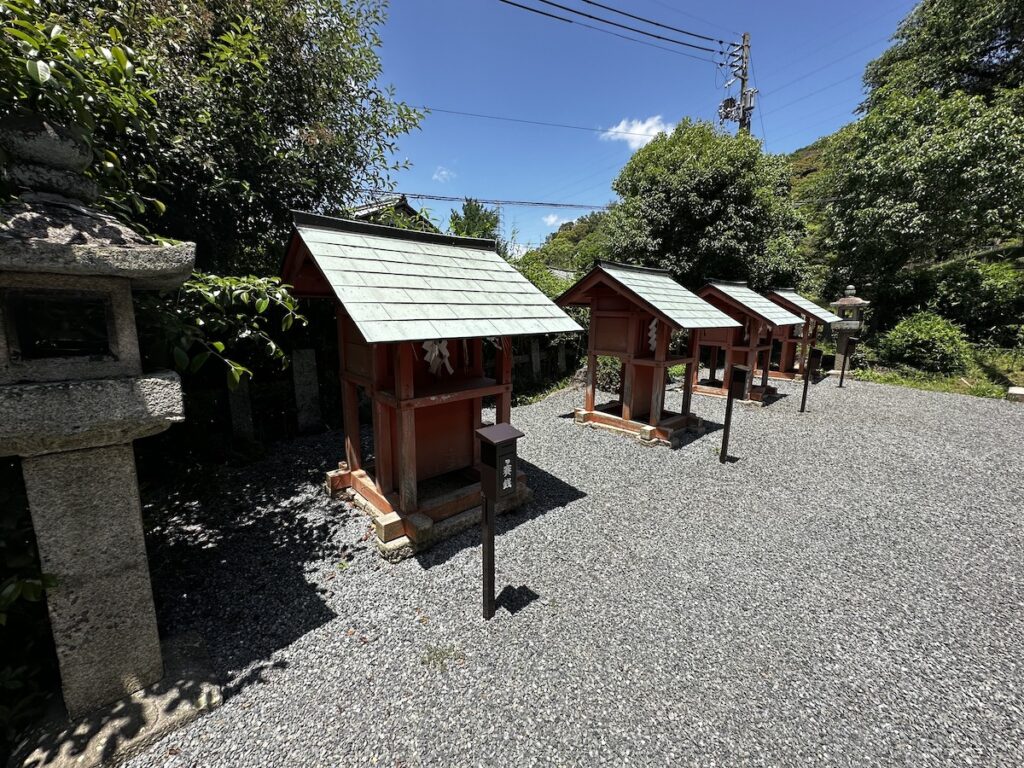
[1008,386,1024,403]
[22,444,162,719]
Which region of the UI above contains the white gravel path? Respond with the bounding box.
[128,378,1024,767]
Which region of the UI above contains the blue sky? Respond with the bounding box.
[376,0,916,248]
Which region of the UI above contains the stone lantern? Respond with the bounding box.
[829,284,870,374]
[0,117,194,718]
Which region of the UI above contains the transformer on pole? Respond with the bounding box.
[718,32,757,134]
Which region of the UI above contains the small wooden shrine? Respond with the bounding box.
[762,288,841,380]
[555,262,739,447]
[692,280,803,402]
[282,213,580,556]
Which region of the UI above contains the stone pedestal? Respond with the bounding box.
[0,117,194,722]
[22,445,163,718]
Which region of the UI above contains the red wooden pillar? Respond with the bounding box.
[470,338,484,465]
[649,319,669,426]
[797,318,811,376]
[495,336,512,424]
[394,342,416,512]
[337,312,361,471]
[760,324,771,389]
[621,313,639,421]
[584,320,597,411]
[371,345,393,495]
[682,331,696,416]
[708,344,720,384]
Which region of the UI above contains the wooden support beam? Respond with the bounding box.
[495,336,513,423]
[393,340,416,512]
[584,317,597,411]
[373,401,393,495]
[396,407,416,513]
[649,319,669,426]
[682,332,696,416]
[798,318,811,376]
[585,354,596,411]
[342,380,361,471]
[621,313,639,421]
[759,324,771,389]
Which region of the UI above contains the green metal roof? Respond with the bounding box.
[596,262,740,330]
[292,213,582,344]
[768,289,842,325]
[706,280,803,327]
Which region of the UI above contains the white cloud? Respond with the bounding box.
[543,213,573,228]
[600,115,673,150]
[432,165,455,183]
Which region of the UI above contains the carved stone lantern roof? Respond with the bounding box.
[830,284,870,309]
[0,193,194,289]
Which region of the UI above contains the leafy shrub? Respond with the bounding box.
[879,311,972,373]
[595,355,621,392]
[0,0,162,213]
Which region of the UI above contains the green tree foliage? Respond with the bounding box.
[606,119,804,289]
[528,211,612,275]
[51,0,421,273]
[449,197,500,239]
[0,0,161,213]
[136,273,306,386]
[879,311,973,372]
[817,87,1024,285]
[864,0,1023,105]
[513,251,570,299]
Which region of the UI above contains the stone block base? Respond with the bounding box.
[22,444,163,719]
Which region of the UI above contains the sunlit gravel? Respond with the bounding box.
[126,377,1024,767]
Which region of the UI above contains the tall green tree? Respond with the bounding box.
[864,0,1023,106]
[818,87,1024,284]
[52,0,421,273]
[607,119,804,289]
[448,197,500,239]
[528,211,611,275]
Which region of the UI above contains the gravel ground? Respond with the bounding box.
[125,378,1024,767]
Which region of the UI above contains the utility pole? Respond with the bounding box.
[738,32,752,133]
[718,32,757,134]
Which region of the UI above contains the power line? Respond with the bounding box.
[424,105,669,141]
[751,53,767,141]
[643,0,741,37]
[761,35,892,97]
[361,190,611,211]
[498,0,720,63]
[499,0,723,55]
[761,71,862,117]
[576,0,730,45]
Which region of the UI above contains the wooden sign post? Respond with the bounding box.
[838,336,859,388]
[476,423,524,620]
[800,348,825,413]
[720,365,749,463]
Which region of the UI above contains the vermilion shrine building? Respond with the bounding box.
[556,262,738,447]
[762,288,841,380]
[282,213,580,557]
[692,280,803,402]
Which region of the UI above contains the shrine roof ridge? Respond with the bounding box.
[291,210,495,250]
[594,260,672,276]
